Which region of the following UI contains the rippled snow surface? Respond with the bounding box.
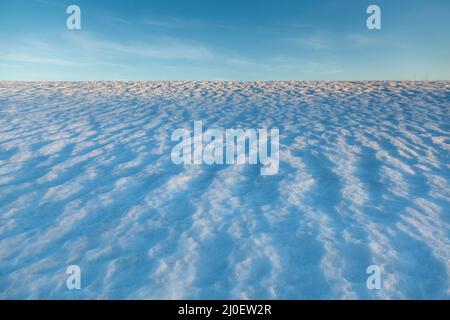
[0,81,449,299]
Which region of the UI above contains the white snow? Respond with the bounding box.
[0,81,449,299]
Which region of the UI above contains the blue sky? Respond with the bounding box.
[0,0,449,80]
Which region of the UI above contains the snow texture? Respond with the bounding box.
[0,81,449,299]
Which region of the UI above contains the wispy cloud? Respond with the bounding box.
[101,15,226,29]
[0,31,245,72]
[138,16,228,29]
[281,22,321,32]
[30,0,64,7]
[293,35,333,50]
[0,30,345,80]
[0,54,94,67]
[139,17,190,28]
[265,56,342,75]
[0,37,107,67]
[61,33,216,61]
[347,33,379,46]
[139,18,177,27]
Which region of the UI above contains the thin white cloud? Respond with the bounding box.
[0,35,114,67]
[293,35,333,50]
[281,22,321,32]
[0,54,90,67]
[347,33,379,46]
[265,56,342,75]
[61,32,216,61]
[139,17,187,28]
[30,0,64,7]
[0,31,343,79]
[138,16,229,29]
